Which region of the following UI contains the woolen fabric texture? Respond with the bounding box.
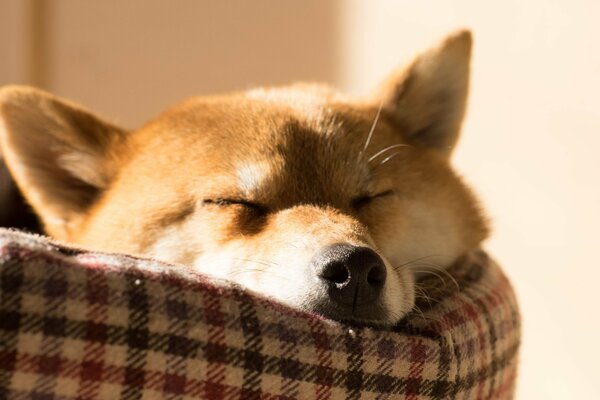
[0,228,520,399]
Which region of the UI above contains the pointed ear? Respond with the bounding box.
[374,30,472,155]
[0,86,127,238]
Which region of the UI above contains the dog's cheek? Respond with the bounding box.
[136,207,236,267]
[183,210,284,283]
[357,199,409,266]
[193,207,248,245]
[389,197,465,269]
[140,214,205,266]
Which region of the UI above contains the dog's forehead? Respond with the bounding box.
[176,86,364,164]
[134,86,383,203]
[235,161,273,196]
[239,88,370,200]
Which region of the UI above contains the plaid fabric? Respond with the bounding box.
[0,228,520,399]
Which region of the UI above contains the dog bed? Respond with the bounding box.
[0,228,520,399]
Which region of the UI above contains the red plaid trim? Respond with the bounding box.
[0,229,520,399]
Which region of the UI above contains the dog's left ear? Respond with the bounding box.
[374,30,472,156]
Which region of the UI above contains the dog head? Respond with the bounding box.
[0,30,487,325]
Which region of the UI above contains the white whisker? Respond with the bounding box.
[397,254,446,269]
[367,144,409,163]
[357,99,385,164]
[378,151,402,167]
[411,262,460,291]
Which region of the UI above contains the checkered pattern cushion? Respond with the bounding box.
[0,228,520,399]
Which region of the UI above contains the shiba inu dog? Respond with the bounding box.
[0,30,488,326]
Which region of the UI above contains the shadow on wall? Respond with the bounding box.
[28,0,343,127]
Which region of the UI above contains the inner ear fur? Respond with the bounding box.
[374,30,472,155]
[0,86,127,238]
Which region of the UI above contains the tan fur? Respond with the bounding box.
[0,30,488,325]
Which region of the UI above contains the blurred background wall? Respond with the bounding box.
[1,1,599,398]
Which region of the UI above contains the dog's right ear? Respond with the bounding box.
[373,30,472,156]
[0,86,127,239]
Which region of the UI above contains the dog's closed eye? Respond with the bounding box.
[203,198,268,214]
[351,190,394,210]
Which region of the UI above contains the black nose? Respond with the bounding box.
[312,244,387,310]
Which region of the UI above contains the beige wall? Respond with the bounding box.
[2,1,599,398]
[0,0,34,84]
[1,0,341,127]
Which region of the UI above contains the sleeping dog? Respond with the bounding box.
[0,30,488,326]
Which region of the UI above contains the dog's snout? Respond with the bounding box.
[313,244,387,309]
